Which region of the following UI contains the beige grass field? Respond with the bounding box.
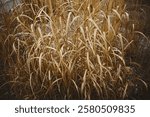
[0,0,150,99]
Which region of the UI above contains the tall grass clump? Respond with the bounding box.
[0,0,148,99]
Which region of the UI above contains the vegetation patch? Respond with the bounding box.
[0,0,149,99]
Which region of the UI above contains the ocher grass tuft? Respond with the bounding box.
[0,0,148,99]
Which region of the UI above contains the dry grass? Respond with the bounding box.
[0,0,148,99]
